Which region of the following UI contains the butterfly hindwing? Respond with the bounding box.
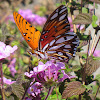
[45,32,79,62]
[40,5,70,48]
[13,12,41,50]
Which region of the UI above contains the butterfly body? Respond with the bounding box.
[13,5,79,62]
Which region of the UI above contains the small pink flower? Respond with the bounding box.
[93,50,100,57]
[0,77,15,85]
[0,41,18,60]
[25,61,75,86]
[5,15,15,24]
[27,82,42,100]
[8,58,17,77]
[18,9,46,26]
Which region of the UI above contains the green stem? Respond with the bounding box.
[45,87,54,100]
[0,62,5,100]
[94,83,100,100]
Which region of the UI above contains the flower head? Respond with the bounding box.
[18,9,46,26]
[8,58,17,77]
[0,77,15,85]
[25,61,74,87]
[0,41,18,60]
[93,50,100,57]
[27,82,42,100]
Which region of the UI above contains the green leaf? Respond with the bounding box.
[16,74,29,85]
[90,0,100,4]
[92,15,98,27]
[82,7,88,13]
[11,83,24,99]
[92,21,98,27]
[20,48,25,54]
[73,13,92,24]
[79,40,88,48]
[62,1,66,5]
[11,40,19,47]
[92,15,98,22]
[5,96,14,100]
[85,57,100,76]
[62,81,86,99]
[95,74,100,83]
[5,85,12,96]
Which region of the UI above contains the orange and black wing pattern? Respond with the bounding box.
[40,5,70,49]
[13,12,41,50]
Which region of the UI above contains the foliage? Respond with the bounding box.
[0,0,100,100]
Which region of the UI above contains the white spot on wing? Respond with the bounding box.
[63,49,69,52]
[72,41,78,44]
[66,53,72,59]
[47,51,56,54]
[58,52,63,55]
[42,43,49,52]
[56,37,65,43]
[59,8,67,14]
[59,14,66,21]
[58,57,63,60]
[64,45,71,48]
[51,13,58,20]
[66,36,74,40]
[65,32,76,35]
[49,44,64,50]
[50,40,55,46]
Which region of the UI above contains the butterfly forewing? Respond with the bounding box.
[40,5,70,49]
[13,12,41,50]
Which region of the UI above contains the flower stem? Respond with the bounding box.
[0,62,5,100]
[21,80,31,100]
[94,83,100,100]
[45,87,54,100]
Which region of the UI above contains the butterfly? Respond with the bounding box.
[13,5,79,62]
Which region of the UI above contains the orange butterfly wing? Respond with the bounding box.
[13,12,41,50]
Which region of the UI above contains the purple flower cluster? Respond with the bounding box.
[25,61,75,99]
[5,9,46,26]
[0,41,17,85]
[25,82,42,100]
[93,50,100,57]
[25,61,75,86]
[18,9,46,26]
[8,58,17,77]
[0,77,15,85]
[0,41,17,60]
[6,9,46,26]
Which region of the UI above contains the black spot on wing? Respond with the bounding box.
[44,36,47,38]
[28,37,31,39]
[41,39,44,41]
[23,33,27,36]
[19,16,21,23]
[55,29,58,32]
[30,25,32,27]
[54,26,57,28]
[35,28,38,31]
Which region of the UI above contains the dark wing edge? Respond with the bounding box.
[40,5,70,49]
[43,32,79,62]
